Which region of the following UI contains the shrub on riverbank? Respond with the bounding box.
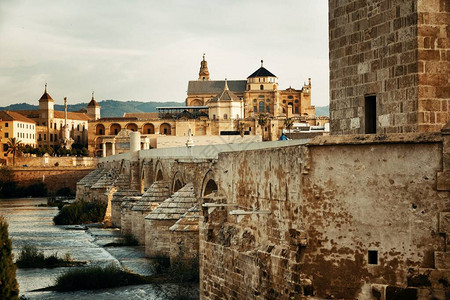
[53,200,107,225]
[0,216,19,300]
[55,264,149,291]
[16,245,81,268]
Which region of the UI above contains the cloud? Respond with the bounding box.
[0,0,330,107]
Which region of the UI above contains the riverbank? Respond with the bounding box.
[0,198,198,299]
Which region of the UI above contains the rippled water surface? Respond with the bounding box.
[0,198,197,299]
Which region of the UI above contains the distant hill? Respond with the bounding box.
[0,100,329,118]
[315,105,329,117]
[0,100,184,118]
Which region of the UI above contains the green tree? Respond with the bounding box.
[6,138,23,166]
[284,117,294,137]
[0,216,19,300]
[258,113,269,140]
[236,121,246,137]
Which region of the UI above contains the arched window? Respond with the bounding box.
[266,106,270,113]
[223,114,228,120]
[260,85,264,90]
[259,101,265,113]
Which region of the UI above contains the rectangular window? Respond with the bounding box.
[3,144,8,151]
[5,123,8,127]
[38,134,41,141]
[5,133,9,138]
[44,134,47,141]
[368,250,378,265]
[50,134,53,142]
[365,95,376,134]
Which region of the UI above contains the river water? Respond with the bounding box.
[0,198,198,300]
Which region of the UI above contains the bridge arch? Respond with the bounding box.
[140,159,153,192]
[154,160,165,182]
[201,170,218,197]
[171,171,185,193]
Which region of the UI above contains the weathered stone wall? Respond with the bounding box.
[200,133,449,299]
[145,219,177,257]
[302,135,448,299]
[6,156,98,167]
[329,0,449,134]
[11,167,94,193]
[170,231,199,262]
[131,210,147,244]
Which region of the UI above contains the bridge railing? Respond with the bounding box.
[99,139,311,162]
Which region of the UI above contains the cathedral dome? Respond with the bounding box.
[247,60,276,78]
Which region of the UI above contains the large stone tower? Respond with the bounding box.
[198,54,210,81]
[329,0,449,135]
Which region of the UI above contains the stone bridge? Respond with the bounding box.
[76,127,450,299]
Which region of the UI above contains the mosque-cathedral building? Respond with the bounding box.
[87,56,329,157]
[0,56,328,158]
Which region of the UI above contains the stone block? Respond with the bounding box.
[438,212,450,233]
[436,172,450,191]
[434,251,450,269]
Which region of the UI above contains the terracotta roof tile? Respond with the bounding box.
[0,111,36,123]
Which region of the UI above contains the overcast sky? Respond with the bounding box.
[0,0,329,107]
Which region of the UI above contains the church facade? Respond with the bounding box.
[187,56,316,119]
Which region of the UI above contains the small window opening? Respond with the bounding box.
[260,85,264,90]
[368,250,378,265]
[365,95,377,134]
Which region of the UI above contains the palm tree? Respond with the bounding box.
[236,121,246,137]
[284,117,294,138]
[6,138,23,166]
[258,114,269,140]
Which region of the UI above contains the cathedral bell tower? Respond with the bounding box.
[198,53,210,81]
[38,83,54,121]
[87,91,101,120]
